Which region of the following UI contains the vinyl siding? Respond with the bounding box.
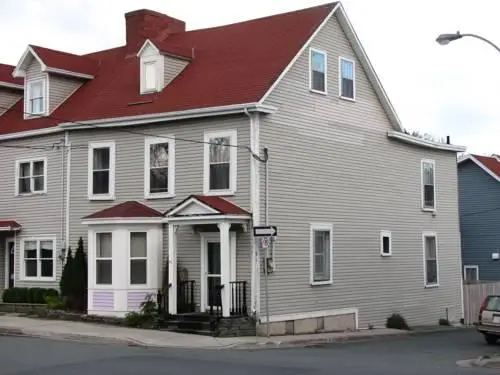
[48,74,83,113]
[0,90,22,116]
[458,161,500,281]
[164,56,188,87]
[68,116,252,305]
[259,13,462,327]
[0,134,66,290]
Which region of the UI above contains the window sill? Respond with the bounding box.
[145,193,175,200]
[380,253,392,257]
[16,191,47,197]
[203,190,236,197]
[309,88,328,96]
[425,283,439,289]
[311,280,332,286]
[339,96,356,102]
[88,194,115,201]
[21,277,56,282]
[421,207,436,213]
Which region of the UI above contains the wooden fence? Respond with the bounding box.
[463,281,500,326]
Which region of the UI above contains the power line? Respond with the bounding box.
[0,105,268,162]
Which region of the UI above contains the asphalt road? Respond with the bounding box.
[0,329,498,375]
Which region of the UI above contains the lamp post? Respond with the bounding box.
[436,31,500,53]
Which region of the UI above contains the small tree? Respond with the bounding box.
[72,237,88,312]
[59,247,73,303]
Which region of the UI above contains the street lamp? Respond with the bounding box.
[436,31,500,53]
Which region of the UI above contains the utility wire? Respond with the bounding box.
[0,105,268,163]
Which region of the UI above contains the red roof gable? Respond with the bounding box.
[83,201,163,219]
[0,64,22,86]
[0,3,336,135]
[472,155,500,180]
[31,45,99,76]
[192,195,250,215]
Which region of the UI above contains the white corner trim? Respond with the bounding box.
[259,307,359,329]
[309,223,333,286]
[422,231,439,288]
[259,3,340,103]
[380,230,392,257]
[88,141,116,201]
[388,131,466,152]
[338,56,356,100]
[309,47,328,94]
[144,135,175,199]
[0,81,23,90]
[458,155,500,183]
[203,129,237,196]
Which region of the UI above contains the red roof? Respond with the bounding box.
[83,201,163,219]
[31,45,99,76]
[0,220,21,230]
[472,155,500,180]
[0,3,335,135]
[0,64,22,86]
[194,195,249,215]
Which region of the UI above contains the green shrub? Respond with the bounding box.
[2,287,59,304]
[386,313,410,330]
[45,295,67,310]
[439,318,450,326]
[124,311,145,327]
[124,294,158,328]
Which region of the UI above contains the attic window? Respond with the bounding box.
[141,58,159,93]
[26,79,46,116]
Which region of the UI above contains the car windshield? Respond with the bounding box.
[486,296,500,311]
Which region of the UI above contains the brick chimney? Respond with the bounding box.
[125,9,186,53]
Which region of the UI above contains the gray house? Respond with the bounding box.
[0,2,466,335]
[458,154,500,282]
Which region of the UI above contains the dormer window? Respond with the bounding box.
[27,79,46,116]
[140,57,160,93]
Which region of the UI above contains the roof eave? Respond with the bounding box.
[387,131,466,152]
[0,81,23,90]
[45,67,94,80]
[81,217,164,225]
[457,154,500,183]
[12,45,46,78]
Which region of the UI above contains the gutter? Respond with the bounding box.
[387,131,466,152]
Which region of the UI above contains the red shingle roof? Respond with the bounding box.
[0,220,21,231]
[31,45,99,76]
[0,64,22,86]
[472,154,500,180]
[0,3,336,135]
[193,195,249,215]
[83,201,163,219]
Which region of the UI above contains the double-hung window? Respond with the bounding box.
[310,223,333,285]
[144,136,175,198]
[130,232,147,285]
[339,57,355,99]
[310,48,327,93]
[21,238,55,281]
[204,130,237,195]
[421,159,436,211]
[423,232,439,287]
[16,158,47,195]
[27,79,46,116]
[88,141,115,200]
[96,232,112,285]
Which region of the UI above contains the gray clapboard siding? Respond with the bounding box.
[259,13,462,327]
[48,74,83,113]
[164,56,188,87]
[67,115,252,296]
[458,160,500,281]
[0,135,66,290]
[0,90,22,116]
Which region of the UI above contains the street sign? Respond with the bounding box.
[253,226,278,237]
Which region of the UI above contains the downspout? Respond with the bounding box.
[65,131,70,254]
[59,135,66,255]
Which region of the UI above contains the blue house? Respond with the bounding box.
[458,154,500,282]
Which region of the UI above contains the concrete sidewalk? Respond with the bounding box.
[0,315,455,350]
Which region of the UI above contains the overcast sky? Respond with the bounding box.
[0,0,498,154]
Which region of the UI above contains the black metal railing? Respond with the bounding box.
[209,284,223,316]
[230,281,248,316]
[157,289,169,314]
[178,280,196,313]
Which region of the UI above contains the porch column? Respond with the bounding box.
[218,222,231,317]
[168,223,177,314]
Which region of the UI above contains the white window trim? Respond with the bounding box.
[309,48,328,95]
[380,230,392,257]
[14,157,48,196]
[25,77,48,118]
[309,223,333,286]
[95,231,113,286]
[338,56,356,101]
[144,136,175,199]
[421,159,436,212]
[203,129,237,196]
[140,55,164,94]
[422,231,439,288]
[464,265,479,281]
[88,141,116,201]
[19,236,56,282]
[128,231,148,287]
